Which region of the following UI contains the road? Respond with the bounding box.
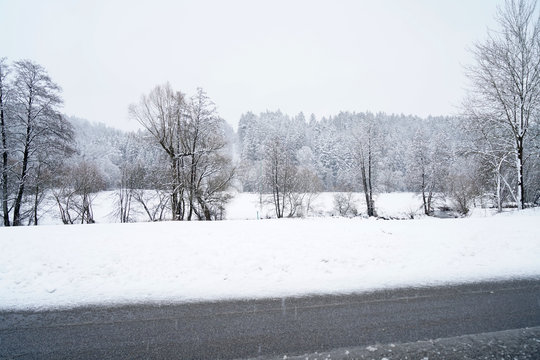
[1,279,539,359]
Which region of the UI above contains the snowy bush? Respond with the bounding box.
[333,192,358,217]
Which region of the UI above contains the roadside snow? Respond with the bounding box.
[1,208,539,310]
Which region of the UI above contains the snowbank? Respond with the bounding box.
[1,208,539,310]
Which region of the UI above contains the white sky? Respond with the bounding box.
[1,0,502,131]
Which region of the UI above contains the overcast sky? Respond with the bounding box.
[1,0,502,131]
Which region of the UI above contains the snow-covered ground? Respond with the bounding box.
[1,206,539,310]
[225,192,428,220]
[37,191,455,224]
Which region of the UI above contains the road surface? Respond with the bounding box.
[1,279,539,359]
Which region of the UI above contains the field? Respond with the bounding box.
[37,191,492,224]
[1,192,538,310]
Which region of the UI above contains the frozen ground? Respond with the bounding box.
[0,206,539,310]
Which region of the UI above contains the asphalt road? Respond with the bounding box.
[254,326,540,360]
[1,279,539,359]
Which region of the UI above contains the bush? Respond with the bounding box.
[333,192,358,217]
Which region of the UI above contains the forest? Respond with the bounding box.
[1,0,540,226]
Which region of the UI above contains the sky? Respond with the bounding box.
[1,0,502,131]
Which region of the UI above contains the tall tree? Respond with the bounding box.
[129,83,187,220]
[182,88,234,220]
[10,60,70,225]
[408,126,451,215]
[351,114,378,217]
[465,0,540,209]
[130,85,234,221]
[263,133,298,218]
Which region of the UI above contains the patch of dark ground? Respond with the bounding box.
[247,326,540,360]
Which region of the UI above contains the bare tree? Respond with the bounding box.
[132,189,170,222]
[130,85,234,221]
[28,115,74,225]
[191,151,235,220]
[351,115,378,217]
[52,161,106,224]
[465,0,540,209]
[2,60,73,226]
[114,133,145,223]
[74,161,106,223]
[446,158,483,215]
[462,119,518,211]
[182,89,234,220]
[131,153,171,222]
[263,133,298,218]
[301,170,323,217]
[408,127,451,215]
[116,163,137,223]
[129,83,187,220]
[285,168,321,217]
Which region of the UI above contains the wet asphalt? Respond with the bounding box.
[1,278,539,359]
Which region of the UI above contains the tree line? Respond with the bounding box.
[238,111,493,218]
[1,0,539,225]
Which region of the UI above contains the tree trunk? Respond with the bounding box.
[516,136,525,209]
[187,197,193,220]
[421,171,429,215]
[360,158,375,217]
[495,173,502,212]
[367,139,376,217]
[274,184,282,218]
[0,93,9,226]
[494,157,504,212]
[427,190,433,215]
[187,155,197,221]
[360,162,370,216]
[30,162,44,226]
[170,157,179,220]
[197,196,212,220]
[32,183,39,225]
[178,196,185,220]
[13,123,31,226]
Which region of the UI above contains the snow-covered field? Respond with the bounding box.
[225,192,429,220]
[37,191,457,224]
[1,204,539,310]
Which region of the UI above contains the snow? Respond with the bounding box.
[217,191,425,220]
[1,205,539,310]
[37,191,427,224]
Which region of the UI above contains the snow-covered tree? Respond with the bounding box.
[130,85,234,221]
[350,113,379,217]
[263,132,297,218]
[52,160,106,224]
[407,123,451,215]
[182,89,234,220]
[129,83,187,220]
[0,59,74,226]
[465,0,540,209]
